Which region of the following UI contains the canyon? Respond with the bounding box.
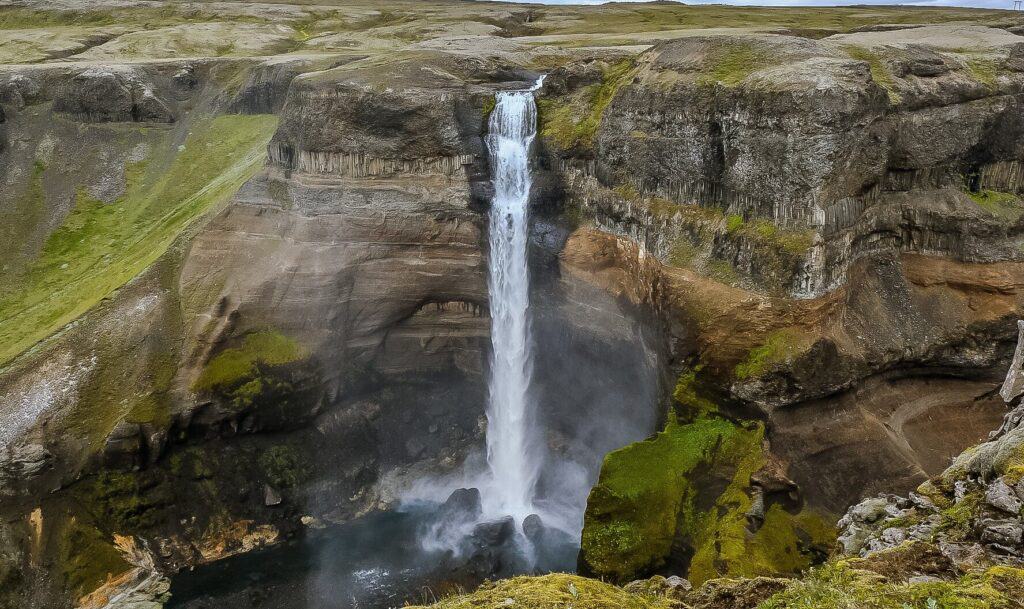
[1,1,1024,608]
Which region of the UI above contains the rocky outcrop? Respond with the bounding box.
[540,27,1024,297]
[52,67,175,123]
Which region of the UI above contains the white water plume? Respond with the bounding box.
[480,77,544,524]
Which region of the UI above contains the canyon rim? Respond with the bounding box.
[2,1,1024,608]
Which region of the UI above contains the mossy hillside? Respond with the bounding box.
[193,329,309,411]
[530,4,1019,38]
[758,562,1024,609]
[537,58,635,154]
[0,114,278,366]
[59,257,185,453]
[582,404,834,585]
[408,558,1024,609]
[0,5,209,30]
[407,573,672,609]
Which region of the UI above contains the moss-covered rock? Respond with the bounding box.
[580,411,833,584]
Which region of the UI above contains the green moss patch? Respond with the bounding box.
[409,573,672,609]
[0,114,278,366]
[672,367,719,421]
[966,189,1022,220]
[759,562,1024,609]
[538,59,635,153]
[697,42,772,87]
[843,46,902,105]
[734,328,806,381]
[194,329,309,411]
[56,516,130,599]
[259,445,311,489]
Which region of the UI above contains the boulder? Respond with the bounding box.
[980,519,1024,547]
[985,478,1024,515]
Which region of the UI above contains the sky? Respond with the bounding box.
[483,0,1020,8]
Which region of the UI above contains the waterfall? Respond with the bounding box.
[482,78,544,523]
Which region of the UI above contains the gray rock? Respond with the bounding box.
[979,519,1023,546]
[985,478,1023,515]
[471,516,515,547]
[909,492,938,512]
[850,497,891,523]
[522,513,544,541]
[264,484,282,507]
[1000,320,1024,403]
[908,575,942,584]
[939,540,991,571]
[665,575,692,592]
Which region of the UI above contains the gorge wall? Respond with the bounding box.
[2,3,1024,608]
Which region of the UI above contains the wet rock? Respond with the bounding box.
[440,487,483,523]
[264,484,282,507]
[522,513,543,541]
[985,478,1023,515]
[472,516,515,547]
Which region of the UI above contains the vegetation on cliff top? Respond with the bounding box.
[0,114,278,366]
[966,189,1023,220]
[697,41,773,87]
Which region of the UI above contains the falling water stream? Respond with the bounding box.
[481,78,544,523]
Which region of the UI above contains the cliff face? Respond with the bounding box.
[2,3,1024,607]
[540,27,1024,582]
